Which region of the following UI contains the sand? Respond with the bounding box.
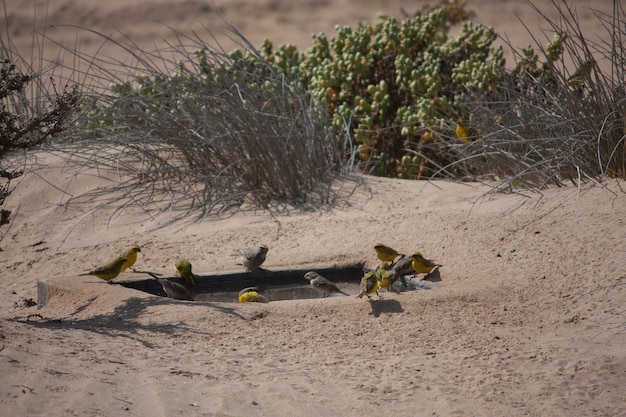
[2,1,626,416]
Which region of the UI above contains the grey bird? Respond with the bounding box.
[147,272,194,301]
[303,271,349,298]
[239,244,269,271]
[389,255,414,286]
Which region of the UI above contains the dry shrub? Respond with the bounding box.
[48,24,352,222]
[447,0,626,191]
[0,30,80,212]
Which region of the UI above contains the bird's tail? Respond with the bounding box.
[339,290,350,296]
[145,271,161,280]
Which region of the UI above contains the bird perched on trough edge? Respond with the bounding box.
[411,252,440,277]
[374,243,403,263]
[146,271,193,301]
[80,256,128,283]
[356,271,381,299]
[375,262,399,292]
[238,286,267,303]
[303,271,350,298]
[175,258,196,286]
[239,244,269,272]
[388,255,415,286]
[120,244,141,272]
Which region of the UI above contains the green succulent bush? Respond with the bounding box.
[87,3,505,183]
[254,8,506,178]
[119,3,501,180]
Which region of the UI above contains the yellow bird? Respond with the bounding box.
[411,252,440,276]
[303,271,349,297]
[375,262,395,292]
[455,118,480,143]
[356,271,381,299]
[567,58,595,88]
[80,256,128,282]
[120,244,141,272]
[175,258,196,286]
[238,286,266,303]
[374,243,402,263]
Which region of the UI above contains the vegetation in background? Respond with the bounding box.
[0,44,80,235]
[456,0,626,190]
[221,0,625,188]
[217,2,506,179]
[1,0,624,225]
[61,24,348,222]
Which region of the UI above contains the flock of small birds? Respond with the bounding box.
[79,242,440,303]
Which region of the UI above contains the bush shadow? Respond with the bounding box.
[12,295,250,348]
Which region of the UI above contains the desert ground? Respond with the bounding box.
[1,1,626,416]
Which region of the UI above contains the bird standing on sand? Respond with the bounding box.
[356,271,381,299]
[175,258,196,286]
[120,244,141,272]
[80,256,128,283]
[303,271,350,298]
[239,244,269,271]
[238,286,267,303]
[411,252,440,277]
[374,243,402,263]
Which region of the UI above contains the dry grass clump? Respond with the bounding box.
[445,0,626,191]
[47,24,350,222]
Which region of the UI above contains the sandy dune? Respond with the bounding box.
[1,1,625,416]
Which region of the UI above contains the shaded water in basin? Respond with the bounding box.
[194,282,363,303]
